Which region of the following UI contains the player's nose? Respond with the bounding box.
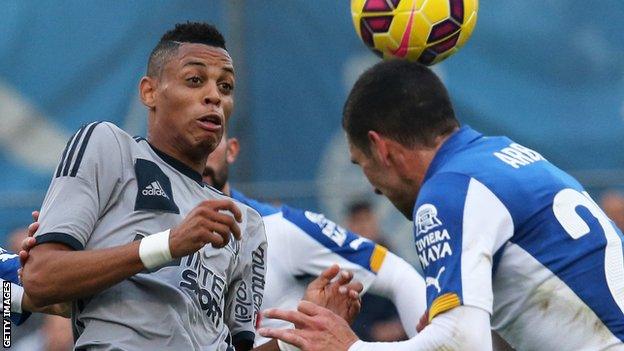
[203,82,221,106]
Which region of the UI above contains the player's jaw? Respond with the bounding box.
[349,141,415,219]
[203,132,232,191]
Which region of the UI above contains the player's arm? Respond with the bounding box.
[280,207,425,335]
[366,251,426,337]
[23,199,242,308]
[23,123,242,307]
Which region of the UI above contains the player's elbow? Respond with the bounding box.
[22,273,55,308]
[22,269,57,308]
[425,306,492,350]
[22,248,65,308]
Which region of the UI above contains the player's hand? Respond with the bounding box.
[169,200,242,258]
[18,211,39,281]
[302,264,363,324]
[259,301,360,351]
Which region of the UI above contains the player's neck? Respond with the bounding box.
[148,138,207,176]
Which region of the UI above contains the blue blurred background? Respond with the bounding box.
[1,0,623,262]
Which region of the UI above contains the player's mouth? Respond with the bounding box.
[196,114,223,133]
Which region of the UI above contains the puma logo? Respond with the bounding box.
[425,266,446,293]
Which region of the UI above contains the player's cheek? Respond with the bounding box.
[223,97,234,120]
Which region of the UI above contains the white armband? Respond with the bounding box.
[139,230,173,270]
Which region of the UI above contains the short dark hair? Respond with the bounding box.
[342,60,459,154]
[147,22,227,77]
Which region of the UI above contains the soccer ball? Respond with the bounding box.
[351,0,478,65]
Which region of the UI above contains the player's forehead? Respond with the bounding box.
[171,43,234,73]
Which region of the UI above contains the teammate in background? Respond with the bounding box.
[22,23,268,350]
[601,190,624,232]
[344,201,383,243]
[259,60,624,350]
[201,130,427,349]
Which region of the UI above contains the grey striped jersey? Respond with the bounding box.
[35,122,267,351]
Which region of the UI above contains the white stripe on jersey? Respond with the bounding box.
[462,178,514,314]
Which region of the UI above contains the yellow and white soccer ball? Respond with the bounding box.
[351,0,478,65]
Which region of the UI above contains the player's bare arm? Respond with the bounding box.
[22,199,241,307]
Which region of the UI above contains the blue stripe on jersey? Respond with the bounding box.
[280,206,378,272]
[231,189,280,217]
[0,247,31,325]
[230,189,378,272]
[413,173,469,310]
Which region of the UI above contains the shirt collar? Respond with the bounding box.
[148,142,204,185]
[423,126,482,181]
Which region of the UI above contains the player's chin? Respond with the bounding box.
[191,134,220,157]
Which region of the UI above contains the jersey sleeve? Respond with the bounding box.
[224,206,267,348]
[279,206,387,291]
[0,248,31,325]
[35,122,124,250]
[414,173,513,321]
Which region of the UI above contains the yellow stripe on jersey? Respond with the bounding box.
[369,244,388,273]
[429,293,461,321]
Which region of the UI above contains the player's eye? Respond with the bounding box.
[187,76,203,85]
[218,82,234,94]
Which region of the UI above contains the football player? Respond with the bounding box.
[259,60,624,350]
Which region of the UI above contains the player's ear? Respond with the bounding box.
[385,140,410,176]
[368,131,391,167]
[226,138,240,164]
[139,76,157,110]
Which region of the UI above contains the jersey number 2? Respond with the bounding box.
[553,188,624,315]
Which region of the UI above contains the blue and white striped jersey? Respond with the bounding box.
[415,126,624,349]
[0,247,30,325]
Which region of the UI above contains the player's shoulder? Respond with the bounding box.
[65,121,136,154]
[55,121,135,178]
[279,205,357,247]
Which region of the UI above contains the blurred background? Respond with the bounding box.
[1,0,624,347]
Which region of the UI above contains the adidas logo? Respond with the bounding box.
[142,181,170,199]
